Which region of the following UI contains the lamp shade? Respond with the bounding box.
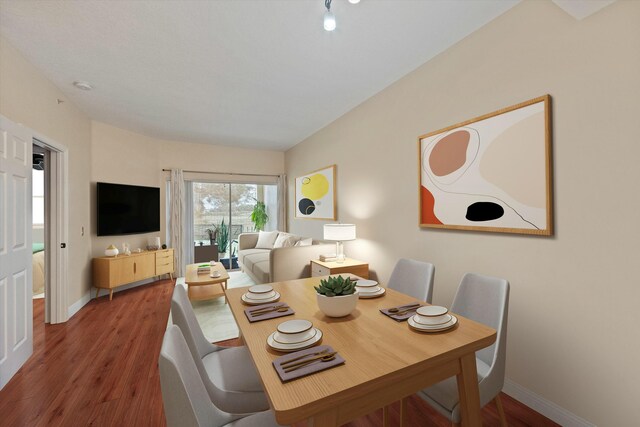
[324,224,356,241]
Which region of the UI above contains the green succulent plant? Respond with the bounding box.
[314,276,357,297]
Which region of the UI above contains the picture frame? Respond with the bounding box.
[294,165,337,220]
[418,95,553,235]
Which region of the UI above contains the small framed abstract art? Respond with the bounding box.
[418,95,553,235]
[295,165,336,220]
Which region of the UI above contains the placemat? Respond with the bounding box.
[379,302,423,321]
[244,302,294,323]
[272,345,345,382]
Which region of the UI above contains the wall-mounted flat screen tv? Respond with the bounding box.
[97,182,160,236]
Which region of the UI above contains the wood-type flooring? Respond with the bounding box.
[0,280,559,427]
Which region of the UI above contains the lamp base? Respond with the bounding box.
[336,242,345,263]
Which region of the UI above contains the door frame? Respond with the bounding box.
[33,133,68,324]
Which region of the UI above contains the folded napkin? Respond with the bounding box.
[272,345,345,382]
[380,302,423,321]
[244,302,294,323]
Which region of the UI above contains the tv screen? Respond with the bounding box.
[97,182,160,236]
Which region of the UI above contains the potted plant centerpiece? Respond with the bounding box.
[314,276,359,317]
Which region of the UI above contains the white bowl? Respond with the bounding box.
[249,284,273,294]
[415,306,449,324]
[356,285,381,294]
[354,279,378,288]
[275,319,314,343]
[246,290,277,300]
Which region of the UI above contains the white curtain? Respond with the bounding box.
[183,182,194,267]
[170,169,185,277]
[277,174,287,232]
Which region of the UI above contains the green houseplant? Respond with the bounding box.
[314,276,358,317]
[215,219,229,258]
[250,198,269,231]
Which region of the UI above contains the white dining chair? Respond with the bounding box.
[387,258,435,303]
[171,285,269,414]
[416,272,510,427]
[159,325,281,427]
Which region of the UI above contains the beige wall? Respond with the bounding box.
[285,1,640,425]
[91,121,284,257]
[0,36,93,305]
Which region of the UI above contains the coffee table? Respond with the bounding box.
[184,262,229,302]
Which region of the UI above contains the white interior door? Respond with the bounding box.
[0,115,33,390]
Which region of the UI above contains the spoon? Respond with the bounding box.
[388,303,420,314]
[249,304,285,314]
[283,354,337,373]
[251,306,289,316]
[280,349,329,367]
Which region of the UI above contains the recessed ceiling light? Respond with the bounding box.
[73,81,93,91]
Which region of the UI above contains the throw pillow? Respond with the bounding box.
[294,237,313,247]
[273,232,298,248]
[255,230,279,249]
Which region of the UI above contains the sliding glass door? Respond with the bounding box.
[192,182,278,262]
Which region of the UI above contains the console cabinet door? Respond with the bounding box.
[111,257,135,286]
[133,253,156,281]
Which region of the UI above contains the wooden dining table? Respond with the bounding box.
[226,276,496,427]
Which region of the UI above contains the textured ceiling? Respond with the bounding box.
[0,0,520,150]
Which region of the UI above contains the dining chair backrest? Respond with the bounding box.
[387,258,435,303]
[451,273,510,379]
[171,285,228,405]
[172,285,221,359]
[159,325,239,427]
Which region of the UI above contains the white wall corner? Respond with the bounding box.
[504,379,596,427]
[551,0,616,20]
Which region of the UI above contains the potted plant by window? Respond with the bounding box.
[215,219,229,261]
[250,198,269,231]
[206,227,217,246]
[314,276,359,317]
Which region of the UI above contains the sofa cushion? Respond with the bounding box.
[295,237,313,247]
[255,230,279,249]
[239,249,271,284]
[273,232,298,248]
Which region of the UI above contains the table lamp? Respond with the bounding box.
[323,224,356,263]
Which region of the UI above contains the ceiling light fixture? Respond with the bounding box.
[73,80,93,91]
[323,0,336,31]
[348,0,360,3]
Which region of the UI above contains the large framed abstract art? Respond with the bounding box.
[295,165,336,220]
[418,95,553,235]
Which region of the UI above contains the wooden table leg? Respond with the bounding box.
[95,287,100,299]
[456,353,482,427]
[109,289,113,301]
[382,405,392,427]
[400,397,408,427]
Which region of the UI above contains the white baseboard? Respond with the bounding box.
[68,290,91,319]
[504,379,596,427]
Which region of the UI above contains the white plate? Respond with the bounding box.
[245,290,277,300]
[356,286,381,294]
[277,319,313,334]
[273,328,318,345]
[408,314,458,332]
[354,279,378,288]
[249,284,273,294]
[358,287,386,299]
[267,328,323,352]
[416,305,448,317]
[413,313,453,326]
[241,292,280,305]
[209,272,222,278]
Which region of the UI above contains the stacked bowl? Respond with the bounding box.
[355,279,386,299]
[408,305,458,332]
[267,319,323,352]
[241,284,281,305]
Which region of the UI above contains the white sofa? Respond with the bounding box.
[238,232,334,284]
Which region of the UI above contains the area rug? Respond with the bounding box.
[173,271,256,343]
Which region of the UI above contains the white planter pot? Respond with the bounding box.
[316,292,359,318]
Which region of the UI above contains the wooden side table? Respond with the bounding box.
[184,262,229,302]
[310,258,369,279]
